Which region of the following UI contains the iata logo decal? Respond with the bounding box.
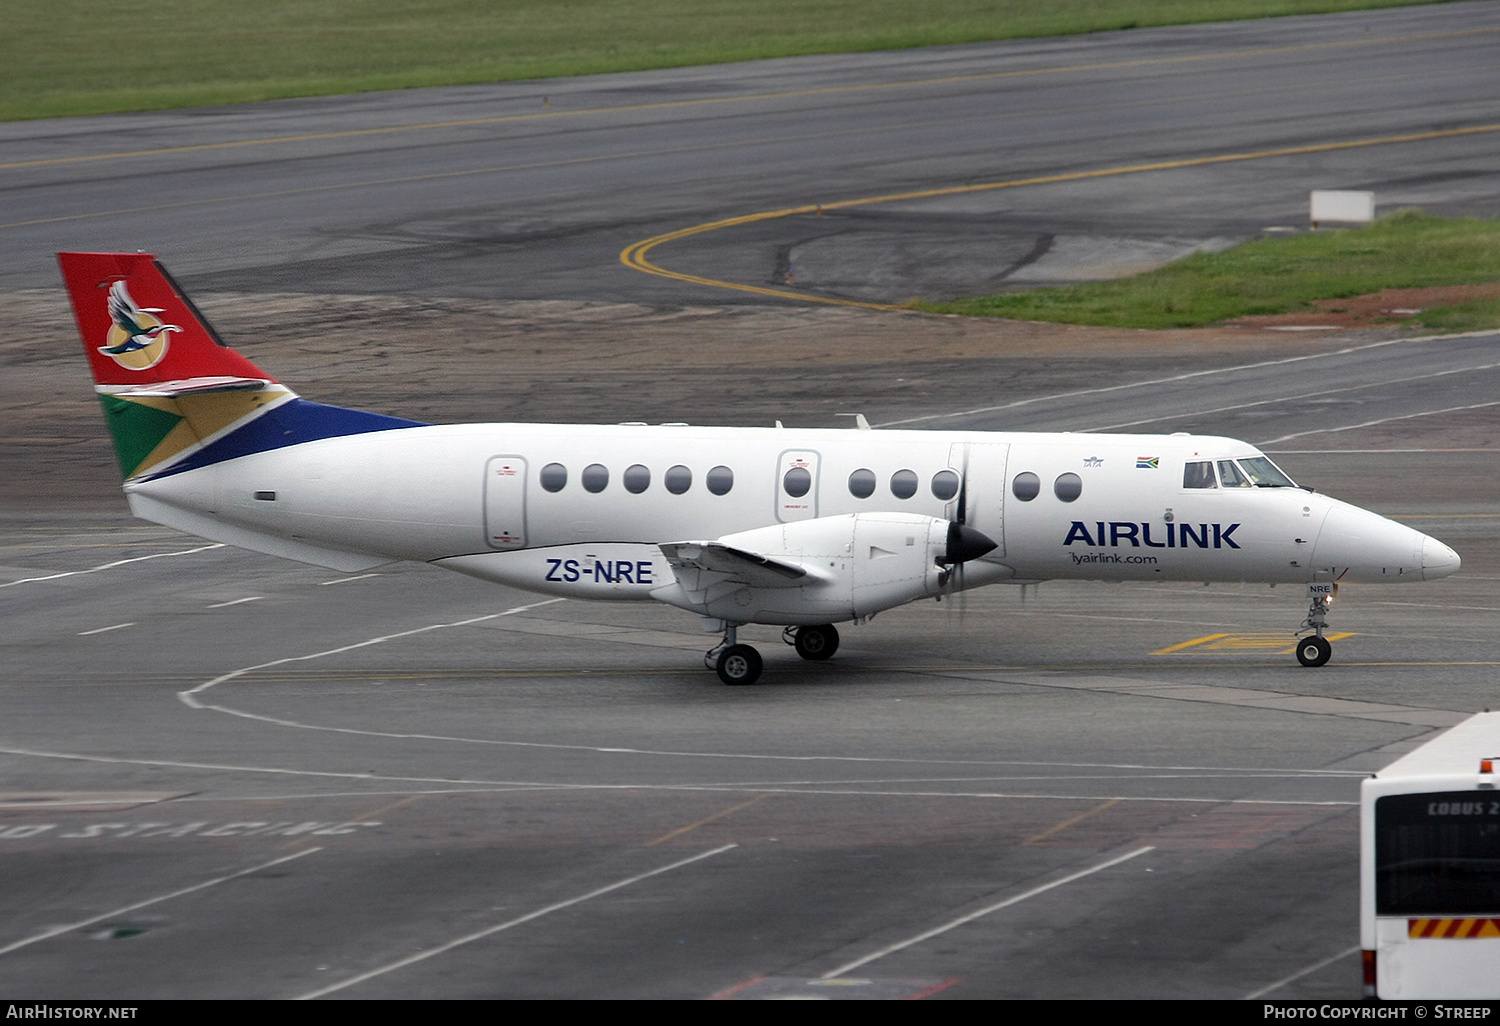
[98,280,180,371]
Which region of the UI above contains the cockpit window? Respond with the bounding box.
[1183,461,1217,489]
[1217,460,1251,488]
[1239,457,1297,488]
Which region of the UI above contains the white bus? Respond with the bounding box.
[1361,711,1500,998]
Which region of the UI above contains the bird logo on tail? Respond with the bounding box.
[99,280,180,370]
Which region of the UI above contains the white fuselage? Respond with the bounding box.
[124,423,1458,626]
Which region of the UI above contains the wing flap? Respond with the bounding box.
[659,541,811,589]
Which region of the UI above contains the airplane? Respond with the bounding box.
[59,251,1462,685]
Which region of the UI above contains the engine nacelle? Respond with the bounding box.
[653,512,998,626]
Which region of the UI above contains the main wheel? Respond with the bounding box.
[716,644,763,685]
[793,624,840,661]
[1296,635,1332,668]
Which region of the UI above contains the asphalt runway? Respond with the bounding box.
[3,2,1499,303]
[3,2,1500,1001]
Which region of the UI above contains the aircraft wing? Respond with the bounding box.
[659,541,811,589]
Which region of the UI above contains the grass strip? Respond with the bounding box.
[918,211,1500,329]
[1415,296,1500,332]
[0,0,1452,122]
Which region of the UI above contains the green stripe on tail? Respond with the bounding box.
[99,394,184,479]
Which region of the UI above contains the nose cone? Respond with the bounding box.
[1421,534,1462,581]
[1311,502,1447,584]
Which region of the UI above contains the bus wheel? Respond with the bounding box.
[1296,636,1332,667]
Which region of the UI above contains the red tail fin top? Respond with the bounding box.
[58,252,275,389]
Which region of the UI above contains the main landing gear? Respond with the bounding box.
[783,623,839,661]
[705,624,842,685]
[706,625,763,686]
[1295,587,1335,667]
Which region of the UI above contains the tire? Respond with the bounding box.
[716,644,763,685]
[793,624,840,661]
[1296,636,1332,668]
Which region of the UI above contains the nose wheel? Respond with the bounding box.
[1295,589,1335,667]
[1296,635,1332,667]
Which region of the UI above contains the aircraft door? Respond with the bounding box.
[950,442,1008,559]
[484,455,527,549]
[776,449,820,523]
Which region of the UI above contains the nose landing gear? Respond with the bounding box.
[1295,586,1336,667]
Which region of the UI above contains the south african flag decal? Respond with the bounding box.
[1136,456,1159,469]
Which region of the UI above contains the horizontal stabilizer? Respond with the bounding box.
[107,376,278,398]
[660,541,812,589]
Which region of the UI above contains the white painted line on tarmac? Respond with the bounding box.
[318,573,380,586]
[664,786,1353,806]
[298,844,738,999]
[0,744,579,789]
[876,335,1441,428]
[1090,360,1500,433]
[878,329,1500,429]
[819,845,1155,980]
[0,745,1360,804]
[178,597,566,709]
[1259,400,1500,445]
[207,596,262,609]
[0,543,224,589]
[1244,944,1361,1000]
[77,622,135,636]
[0,847,320,957]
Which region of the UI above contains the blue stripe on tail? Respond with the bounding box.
[141,399,425,480]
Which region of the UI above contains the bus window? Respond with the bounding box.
[1375,792,1500,917]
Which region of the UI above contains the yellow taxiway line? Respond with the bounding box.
[1152,632,1356,656]
[620,123,1500,309]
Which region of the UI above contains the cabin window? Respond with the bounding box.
[1183,461,1217,489]
[1054,473,1082,502]
[706,465,734,496]
[1217,460,1251,488]
[582,463,609,493]
[931,470,960,501]
[783,467,812,498]
[623,464,651,494]
[890,469,918,499]
[540,463,567,493]
[664,465,692,495]
[1012,472,1040,502]
[1239,456,1297,488]
[848,468,876,499]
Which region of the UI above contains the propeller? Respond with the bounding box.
[935,452,997,629]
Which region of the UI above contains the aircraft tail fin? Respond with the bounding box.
[58,252,423,482]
